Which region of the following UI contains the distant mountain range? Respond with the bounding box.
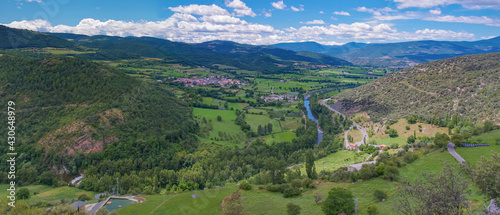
[330,52,500,123]
[0,25,352,74]
[272,37,500,68]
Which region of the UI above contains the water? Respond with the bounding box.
[304,95,323,144]
[104,198,136,211]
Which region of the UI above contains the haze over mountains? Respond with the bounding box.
[272,37,500,68]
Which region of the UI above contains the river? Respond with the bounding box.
[304,95,323,144]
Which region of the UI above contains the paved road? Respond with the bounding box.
[447,142,466,163]
[321,98,368,149]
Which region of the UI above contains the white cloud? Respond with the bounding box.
[333,11,350,16]
[355,7,394,16]
[429,9,441,15]
[200,15,246,24]
[169,4,229,16]
[393,0,500,9]
[373,11,500,26]
[25,0,42,3]
[225,0,256,17]
[3,3,478,45]
[287,22,474,41]
[300,20,325,24]
[291,5,304,12]
[425,15,500,26]
[271,1,286,10]
[263,9,272,17]
[319,11,324,14]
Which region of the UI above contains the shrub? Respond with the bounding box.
[16,188,30,200]
[301,178,313,188]
[367,204,379,215]
[373,190,387,201]
[239,181,252,190]
[283,187,302,198]
[291,179,302,188]
[266,184,281,192]
[78,194,91,201]
[287,203,301,215]
[406,125,410,130]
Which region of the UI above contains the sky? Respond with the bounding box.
[1,0,499,45]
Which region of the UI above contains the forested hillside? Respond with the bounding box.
[0,55,197,180]
[331,52,500,123]
[49,32,351,73]
[0,25,75,49]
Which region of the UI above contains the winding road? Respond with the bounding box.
[321,98,368,149]
[447,142,465,163]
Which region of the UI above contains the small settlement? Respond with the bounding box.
[174,75,240,87]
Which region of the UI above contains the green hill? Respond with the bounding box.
[330,52,500,123]
[0,25,76,49]
[49,32,351,73]
[0,54,197,177]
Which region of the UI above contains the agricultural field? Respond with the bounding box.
[264,131,296,145]
[245,114,282,133]
[0,184,97,206]
[193,108,247,148]
[456,130,500,166]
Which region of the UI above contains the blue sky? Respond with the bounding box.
[1,0,499,45]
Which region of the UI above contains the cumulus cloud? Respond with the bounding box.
[393,0,500,9]
[291,5,304,12]
[25,0,42,2]
[225,0,256,17]
[3,4,478,45]
[300,20,325,24]
[355,7,394,16]
[286,22,474,41]
[425,15,500,26]
[169,4,229,16]
[271,1,286,10]
[373,11,500,26]
[333,11,350,16]
[429,9,442,15]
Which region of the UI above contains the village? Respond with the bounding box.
[174,75,241,87]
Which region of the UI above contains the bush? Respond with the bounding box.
[16,188,30,200]
[266,184,281,192]
[367,204,379,215]
[388,129,399,138]
[291,179,302,188]
[406,125,410,130]
[287,203,301,215]
[383,166,399,181]
[78,194,91,201]
[301,178,313,189]
[283,187,302,198]
[373,190,387,201]
[239,181,252,190]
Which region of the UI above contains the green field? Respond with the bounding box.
[245,114,282,133]
[456,130,500,166]
[298,150,364,174]
[0,184,97,206]
[264,131,296,144]
[193,108,246,148]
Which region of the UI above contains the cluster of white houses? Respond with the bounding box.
[174,76,240,87]
[261,92,299,103]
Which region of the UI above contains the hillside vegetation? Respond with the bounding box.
[331,52,500,123]
[0,55,197,177]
